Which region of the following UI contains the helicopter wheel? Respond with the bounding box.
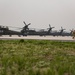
[40,34,43,36]
[24,35,27,37]
[9,35,12,37]
[23,33,27,36]
[53,35,55,37]
[18,35,21,37]
[0,35,2,36]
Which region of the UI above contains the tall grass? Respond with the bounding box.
[0,40,75,75]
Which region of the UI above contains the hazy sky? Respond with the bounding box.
[0,0,75,31]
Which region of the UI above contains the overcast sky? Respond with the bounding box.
[0,0,75,31]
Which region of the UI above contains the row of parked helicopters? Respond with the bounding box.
[0,21,74,37]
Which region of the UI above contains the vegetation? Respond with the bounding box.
[0,39,75,75]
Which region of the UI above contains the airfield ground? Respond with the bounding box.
[0,35,75,42]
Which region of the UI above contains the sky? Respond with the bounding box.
[0,0,75,31]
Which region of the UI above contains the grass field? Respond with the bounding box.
[0,39,75,75]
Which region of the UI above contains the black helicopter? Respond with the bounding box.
[37,24,55,36]
[0,25,21,36]
[0,21,31,36]
[0,21,73,37]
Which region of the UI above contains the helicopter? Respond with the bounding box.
[0,25,21,36]
[0,21,37,36]
[37,24,55,36]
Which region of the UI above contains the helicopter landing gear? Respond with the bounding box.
[9,35,12,37]
[18,35,21,37]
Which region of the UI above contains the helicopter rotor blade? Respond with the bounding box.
[52,27,55,28]
[28,23,31,25]
[23,21,26,25]
[70,29,74,32]
[61,27,63,29]
[49,24,55,28]
[49,24,51,28]
[0,25,22,29]
[61,27,65,30]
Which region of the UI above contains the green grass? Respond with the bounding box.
[0,39,75,75]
